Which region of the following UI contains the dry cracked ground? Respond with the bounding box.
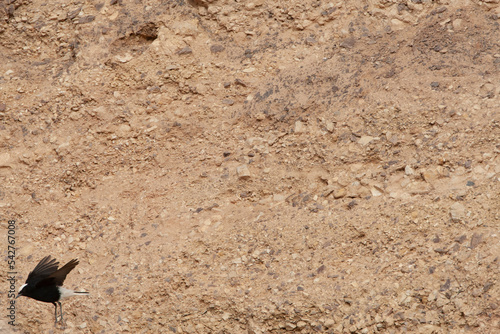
[0,0,499,333]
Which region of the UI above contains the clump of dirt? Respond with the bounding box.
[0,0,499,333]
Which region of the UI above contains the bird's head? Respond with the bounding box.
[16,283,28,298]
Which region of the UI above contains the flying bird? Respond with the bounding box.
[17,255,89,327]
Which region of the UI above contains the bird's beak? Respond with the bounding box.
[15,293,21,299]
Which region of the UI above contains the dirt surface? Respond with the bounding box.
[1,0,499,333]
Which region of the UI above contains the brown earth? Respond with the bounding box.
[1,0,499,333]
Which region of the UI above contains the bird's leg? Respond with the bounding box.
[59,302,66,329]
[53,302,58,327]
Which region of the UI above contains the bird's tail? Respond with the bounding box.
[58,287,89,299]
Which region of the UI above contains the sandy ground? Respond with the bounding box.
[1,0,499,333]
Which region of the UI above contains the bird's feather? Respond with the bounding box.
[25,256,80,288]
[35,259,79,288]
[47,259,79,286]
[25,255,59,286]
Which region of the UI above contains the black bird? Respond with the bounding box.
[17,255,89,326]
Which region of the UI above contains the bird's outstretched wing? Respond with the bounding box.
[47,259,79,286]
[25,255,59,286]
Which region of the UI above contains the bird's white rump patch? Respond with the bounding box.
[57,287,89,300]
[18,284,27,293]
[57,287,77,299]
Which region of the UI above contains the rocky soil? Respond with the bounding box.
[1,0,499,333]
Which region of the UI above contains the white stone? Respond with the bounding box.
[405,165,415,175]
[450,202,465,221]
[358,136,374,146]
[237,164,251,179]
[294,121,306,133]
